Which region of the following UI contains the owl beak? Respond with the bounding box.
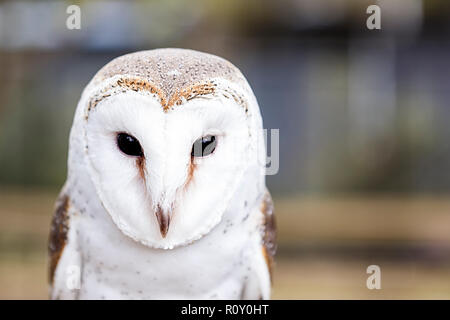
[155,205,170,238]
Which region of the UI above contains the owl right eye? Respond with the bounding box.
[117,133,144,157]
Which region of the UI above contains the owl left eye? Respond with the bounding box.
[117,133,144,157]
[191,135,217,157]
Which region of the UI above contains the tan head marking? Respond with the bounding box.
[85,49,249,117]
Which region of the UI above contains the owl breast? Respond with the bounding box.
[74,201,260,299]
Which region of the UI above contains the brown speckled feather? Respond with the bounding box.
[48,194,70,284]
[261,190,276,282]
[92,48,246,99]
[87,48,249,112]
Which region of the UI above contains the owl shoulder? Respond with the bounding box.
[260,189,276,282]
[48,192,71,284]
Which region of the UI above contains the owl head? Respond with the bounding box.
[68,49,265,249]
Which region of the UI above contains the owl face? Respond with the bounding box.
[84,82,256,249]
[70,49,264,249]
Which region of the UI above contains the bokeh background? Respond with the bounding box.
[1,0,450,299]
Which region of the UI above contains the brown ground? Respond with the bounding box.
[1,188,450,299]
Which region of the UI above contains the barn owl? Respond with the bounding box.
[48,48,276,300]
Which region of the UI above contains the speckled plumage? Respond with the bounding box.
[49,48,275,300]
[92,48,247,96]
[86,49,250,113]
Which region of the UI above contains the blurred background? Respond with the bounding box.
[1,0,450,299]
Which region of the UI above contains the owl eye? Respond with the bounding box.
[117,133,143,157]
[191,135,217,157]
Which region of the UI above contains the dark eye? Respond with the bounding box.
[117,133,143,157]
[191,135,217,157]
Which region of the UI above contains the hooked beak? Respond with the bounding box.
[155,205,170,238]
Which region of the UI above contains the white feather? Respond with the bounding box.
[51,50,272,300]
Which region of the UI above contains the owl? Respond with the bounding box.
[48,48,276,300]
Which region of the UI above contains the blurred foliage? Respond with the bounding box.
[0,0,449,194]
[0,0,450,300]
[2,189,450,299]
